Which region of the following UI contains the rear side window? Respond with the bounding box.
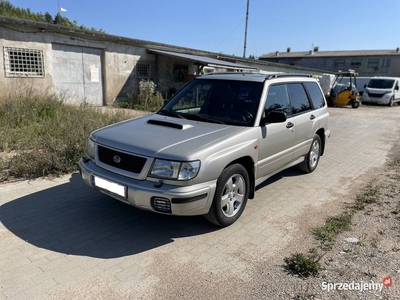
[265,84,292,116]
[304,82,326,109]
[287,83,311,114]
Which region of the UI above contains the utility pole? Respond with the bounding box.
[243,0,249,58]
[57,0,67,25]
[57,0,60,24]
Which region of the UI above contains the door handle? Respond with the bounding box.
[310,114,316,120]
[286,122,294,129]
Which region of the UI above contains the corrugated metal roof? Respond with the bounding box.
[260,49,400,58]
[0,16,331,74]
[0,16,222,57]
[148,49,257,70]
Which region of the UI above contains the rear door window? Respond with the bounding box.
[304,82,326,109]
[287,83,311,114]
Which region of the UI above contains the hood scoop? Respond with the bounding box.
[147,119,193,130]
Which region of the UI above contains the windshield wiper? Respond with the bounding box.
[158,110,186,119]
[185,114,225,124]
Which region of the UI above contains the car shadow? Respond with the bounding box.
[361,102,398,107]
[0,173,218,258]
[255,166,303,191]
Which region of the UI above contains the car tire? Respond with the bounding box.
[299,135,321,173]
[204,164,249,227]
[388,96,394,107]
[351,101,360,108]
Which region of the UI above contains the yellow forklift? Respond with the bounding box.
[326,70,361,108]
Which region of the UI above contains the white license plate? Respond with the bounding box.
[92,175,126,198]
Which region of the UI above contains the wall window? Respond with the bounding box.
[351,59,362,67]
[382,58,391,67]
[367,59,379,68]
[4,47,45,77]
[334,59,345,68]
[136,62,151,78]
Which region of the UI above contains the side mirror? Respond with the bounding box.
[395,85,399,91]
[260,111,287,126]
[364,84,367,89]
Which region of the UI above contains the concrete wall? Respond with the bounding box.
[1,21,331,106]
[256,63,325,75]
[0,23,207,104]
[155,55,199,98]
[103,47,155,103]
[0,23,157,104]
[0,24,55,96]
[225,58,329,76]
[260,55,400,77]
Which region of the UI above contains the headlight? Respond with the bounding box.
[150,159,200,180]
[150,160,180,179]
[86,138,96,160]
[179,161,201,180]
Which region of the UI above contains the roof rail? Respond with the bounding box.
[266,73,312,79]
[201,72,255,77]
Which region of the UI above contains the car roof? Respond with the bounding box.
[370,77,399,80]
[198,72,314,82]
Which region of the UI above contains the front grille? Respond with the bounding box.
[98,146,146,174]
[367,92,383,98]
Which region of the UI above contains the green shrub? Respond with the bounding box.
[0,88,131,180]
[348,182,380,211]
[284,253,321,278]
[115,80,164,112]
[114,93,163,112]
[312,213,352,250]
[388,158,400,169]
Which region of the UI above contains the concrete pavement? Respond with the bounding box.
[1,105,400,299]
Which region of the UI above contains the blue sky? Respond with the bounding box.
[7,0,400,57]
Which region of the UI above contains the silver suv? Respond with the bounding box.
[79,73,330,226]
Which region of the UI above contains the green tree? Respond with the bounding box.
[44,12,53,23]
[0,0,105,33]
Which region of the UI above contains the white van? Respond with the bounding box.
[362,77,400,106]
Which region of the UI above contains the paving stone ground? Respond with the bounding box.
[1,105,399,300]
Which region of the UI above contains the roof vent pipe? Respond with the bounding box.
[287,47,291,52]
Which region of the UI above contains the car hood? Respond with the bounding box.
[365,88,392,94]
[91,114,246,160]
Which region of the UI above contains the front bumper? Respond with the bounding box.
[362,96,390,105]
[79,158,216,216]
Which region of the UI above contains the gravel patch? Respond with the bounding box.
[247,144,400,300]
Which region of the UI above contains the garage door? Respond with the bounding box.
[52,44,103,106]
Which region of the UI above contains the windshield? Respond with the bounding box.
[159,79,263,126]
[367,79,395,89]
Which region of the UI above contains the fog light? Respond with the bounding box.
[151,197,171,213]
